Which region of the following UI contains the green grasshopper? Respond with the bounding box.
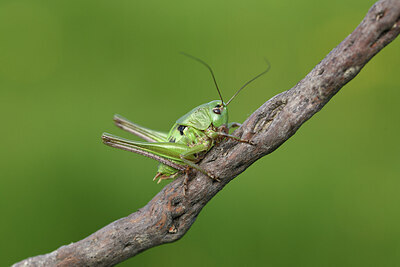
[102,53,270,190]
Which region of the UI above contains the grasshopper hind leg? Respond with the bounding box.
[179,155,221,182]
[153,172,179,184]
[178,143,222,182]
[153,168,190,196]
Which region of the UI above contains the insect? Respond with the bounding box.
[102,53,270,191]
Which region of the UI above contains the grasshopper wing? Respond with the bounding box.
[113,114,168,142]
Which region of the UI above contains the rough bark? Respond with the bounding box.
[14,0,400,266]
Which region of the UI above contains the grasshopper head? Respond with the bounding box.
[208,100,228,128]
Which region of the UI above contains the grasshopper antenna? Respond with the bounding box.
[180,52,225,105]
[226,59,271,106]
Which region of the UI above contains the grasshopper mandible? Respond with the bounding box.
[102,53,270,190]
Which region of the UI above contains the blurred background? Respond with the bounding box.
[1,0,399,266]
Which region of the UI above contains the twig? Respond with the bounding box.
[13,0,400,266]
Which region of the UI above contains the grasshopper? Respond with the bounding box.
[102,53,270,191]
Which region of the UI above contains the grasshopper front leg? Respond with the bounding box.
[215,124,255,145]
[227,122,242,129]
[217,132,256,146]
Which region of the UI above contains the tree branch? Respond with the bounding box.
[14,0,400,266]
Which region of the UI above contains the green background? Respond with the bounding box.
[1,0,399,266]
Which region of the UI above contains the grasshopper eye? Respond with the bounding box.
[212,108,221,115]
